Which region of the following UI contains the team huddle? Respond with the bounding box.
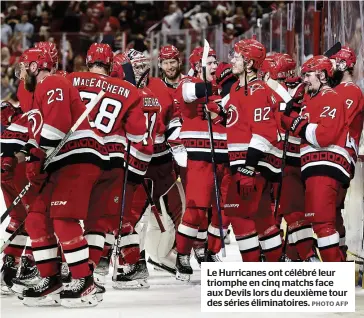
[0,37,363,308]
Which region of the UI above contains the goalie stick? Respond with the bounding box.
[265,42,342,261]
[0,89,106,252]
[202,39,226,257]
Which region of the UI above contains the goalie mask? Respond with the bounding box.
[127,49,150,88]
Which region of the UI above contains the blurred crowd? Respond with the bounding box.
[1,1,286,100]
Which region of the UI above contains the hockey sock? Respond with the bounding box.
[313,223,343,262]
[101,233,115,258]
[208,209,230,253]
[54,218,91,279]
[230,217,260,262]
[3,220,28,263]
[84,231,106,267]
[258,225,282,262]
[119,230,140,265]
[176,207,206,254]
[26,212,59,277]
[285,212,315,260]
[193,211,208,250]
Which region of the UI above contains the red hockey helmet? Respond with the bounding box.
[34,41,58,69]
[110,53,130,79]
[86,43,113,66]
[301,55,334,78]
[159,45,180,63]
[281,53,296,72]
[21,48,53,74]
[215,62,234,88]
[189,46,216,71]
[330,46,356,69]
[259,56,277,79]
[231,38,266,69]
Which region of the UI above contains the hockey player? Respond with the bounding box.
[17,48,115,307]
[222,39,283,263]
[0,46,58,295]
[7,44,62,297]
[330,46,364,259]
[159,45,185,91]
[173,45,233,281]
[281,55,351,262]
[261,53,318,262]
[144,59,184,275]
[67,44,148,288]
[110,49,162,289]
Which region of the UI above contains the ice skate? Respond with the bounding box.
[60,274,98,308]
[22,274,63,307]
[94,256,110,286]
[94,280,105,302]
[193,247,205,267]
[112,261,150,290]
[175,253,193,282]
[11,256,41,297]
[205,250,221,262]
[1,254,18,295]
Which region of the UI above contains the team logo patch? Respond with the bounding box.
[27,109,43,138]
[226,104,238,128]
[250,83,264,95]
[114,196,119,203]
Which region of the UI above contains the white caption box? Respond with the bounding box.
[201,262,355,312]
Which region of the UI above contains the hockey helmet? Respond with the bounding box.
[330,46,356,70]
[86,43,113,67]
[301,55,334,78]
[159,45,180,63]
[34,41,58,69]
[231,38,266,69]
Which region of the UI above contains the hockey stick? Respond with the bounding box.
[112,139,131,281]
[0,90,106,252]
[202,39,226,257]
[0,90,106,225]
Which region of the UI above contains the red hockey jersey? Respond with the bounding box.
[67,71,147,169]
[174,76,228,163]
[29,74,108,172]
[147,77,182,164]
[300,87,351,185]
[1,114,29,157]
[271,82,305,167]
[223,79,282,181]
[334,81,364,171]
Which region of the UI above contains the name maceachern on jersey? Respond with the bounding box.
[72,77,130,98]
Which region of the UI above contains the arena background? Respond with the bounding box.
[0,1,363,316]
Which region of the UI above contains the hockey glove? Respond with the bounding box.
[281,112,309,139]
[197,101,225,125]
[25,148,48,190]
[1,157,17,182]
[235,166,259,198]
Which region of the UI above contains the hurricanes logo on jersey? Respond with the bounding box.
[27,109,43,138]
[114,196,119,203]
[226,104,238,128]
[249,83,264,95]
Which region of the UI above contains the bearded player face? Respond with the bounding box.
[302,72,322,95]
[161,59,181,80]
[24,70,37,92]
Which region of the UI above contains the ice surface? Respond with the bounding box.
[1,192,363,318]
